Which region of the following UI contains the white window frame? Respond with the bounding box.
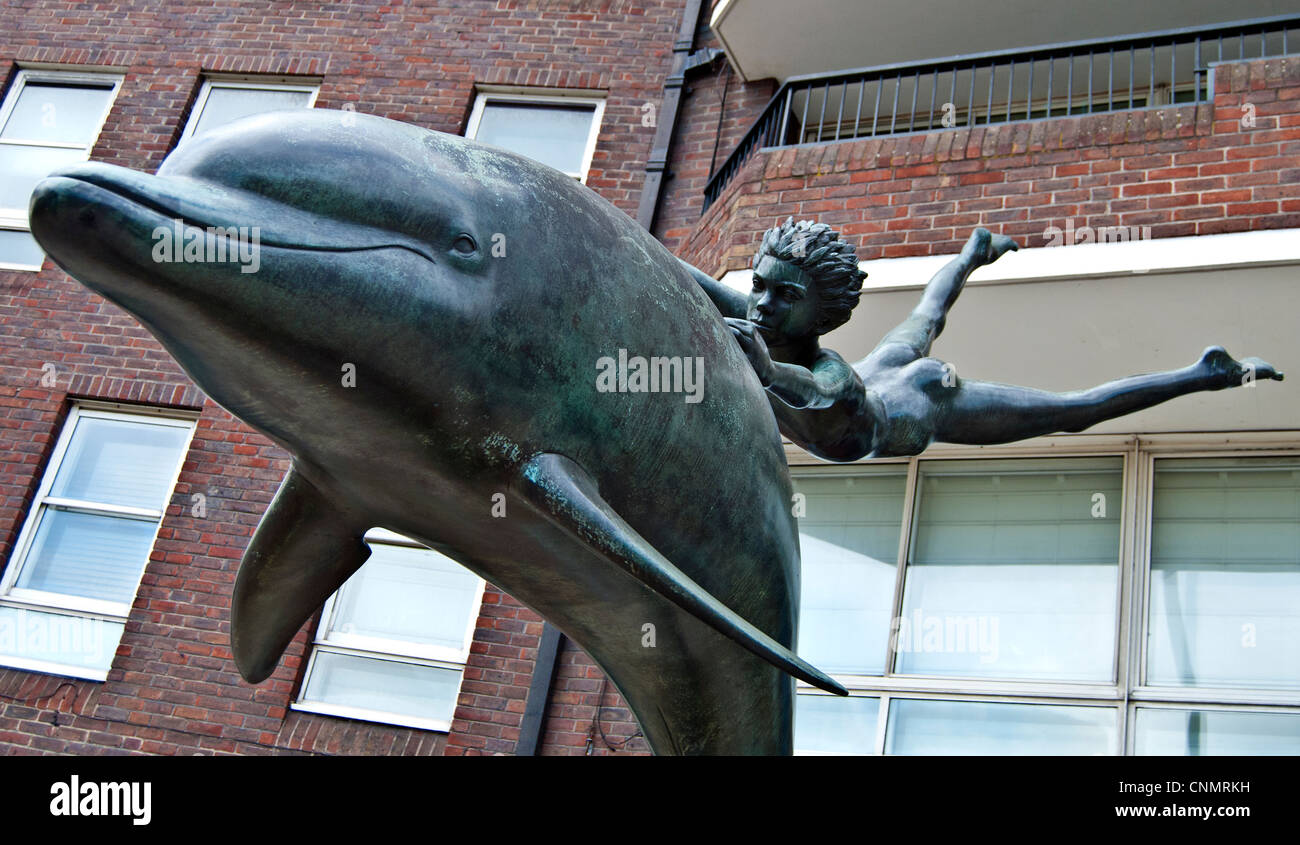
[0,402,197,680]
[789,433,1300,755]
[1131,445,1300,707]
[177,77,319,145]
[0,68,123,271]
[292,528,486,732]
[1124,700,1300,755]
[465,87,605,183]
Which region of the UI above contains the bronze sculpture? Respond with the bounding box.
[684,219,1282,461]
[27,108,1282,755]
[30,109,842,756]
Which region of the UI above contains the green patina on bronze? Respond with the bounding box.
[685,218,1283,464]
[30,109,844,755]
[29,109,1282,755]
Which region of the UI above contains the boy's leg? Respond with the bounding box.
[931,347,1283,446]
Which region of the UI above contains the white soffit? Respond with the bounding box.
[719,228,1300,293]
[710,0,1298,83]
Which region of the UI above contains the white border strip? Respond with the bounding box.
[719,228,1300,293]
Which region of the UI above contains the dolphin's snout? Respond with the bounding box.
[31,160,439,265]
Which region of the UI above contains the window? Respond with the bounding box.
[465,89,604,182]
[0,69,122,270]
[0,404,196,680]
[1133,706,1300,755]
[793,693,880,755]
[791,444,1300,755]
[294,529,485,732]
[1145,457,1300,691]
[796,467,906,676]
[900,457,1123,683]
[178,78,318,144]
[885,698,1117,755]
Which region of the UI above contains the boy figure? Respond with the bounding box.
[681,219,1282,462]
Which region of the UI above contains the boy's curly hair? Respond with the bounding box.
[754,217,866,334]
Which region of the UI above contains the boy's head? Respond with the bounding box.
[748,217,865,343]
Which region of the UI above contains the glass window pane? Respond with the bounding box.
[1147,457,1300,690]
[795,694,879,754]
[0,144,85,212]
[49,416,190,510]
[16,509,158,604]
[886,699,1117,755]
[474,102,595,175]
[794,470,906,675]
[330,541,480,651]
[0,81,115,145]
[301,651,462,724]
[1134,707,1300,755]
[0,228,45,267]
[898,457,1122,681]
[0,606,124,672]
[187,86,314,139]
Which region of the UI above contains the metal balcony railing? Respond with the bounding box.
[702,15,1300,212]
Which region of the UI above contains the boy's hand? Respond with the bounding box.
[725,317,775,386]
[962,226,1019,267]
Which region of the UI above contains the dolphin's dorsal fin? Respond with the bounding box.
[231,465,371,683]
[515,452,847,696]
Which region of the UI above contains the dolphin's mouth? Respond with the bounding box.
[35,162,438,263]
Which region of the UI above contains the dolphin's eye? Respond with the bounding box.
[451,234,478,255]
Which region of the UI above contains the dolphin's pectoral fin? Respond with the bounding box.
[515,452,848,696]
[231,465,371,684]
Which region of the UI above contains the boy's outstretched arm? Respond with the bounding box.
[727,318,859,410]
[919,227,1019,327]
[678,257,748,320]
[865,227,1019,365]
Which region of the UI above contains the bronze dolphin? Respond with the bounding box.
[29,109,846,754]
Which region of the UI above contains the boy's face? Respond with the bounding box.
[747,254,820,346]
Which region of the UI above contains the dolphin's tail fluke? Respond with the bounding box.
[515,452,848,696]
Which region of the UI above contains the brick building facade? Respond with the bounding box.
[2,2,1297,755]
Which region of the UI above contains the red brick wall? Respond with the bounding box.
[443,589,544,756]
[536,637,650,756]
[681,55,1300,274]
[652,25,777,250]
[0,0,697,756]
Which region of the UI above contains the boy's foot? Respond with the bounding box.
[1197,345,1284,388]
[962,227,1020,267]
